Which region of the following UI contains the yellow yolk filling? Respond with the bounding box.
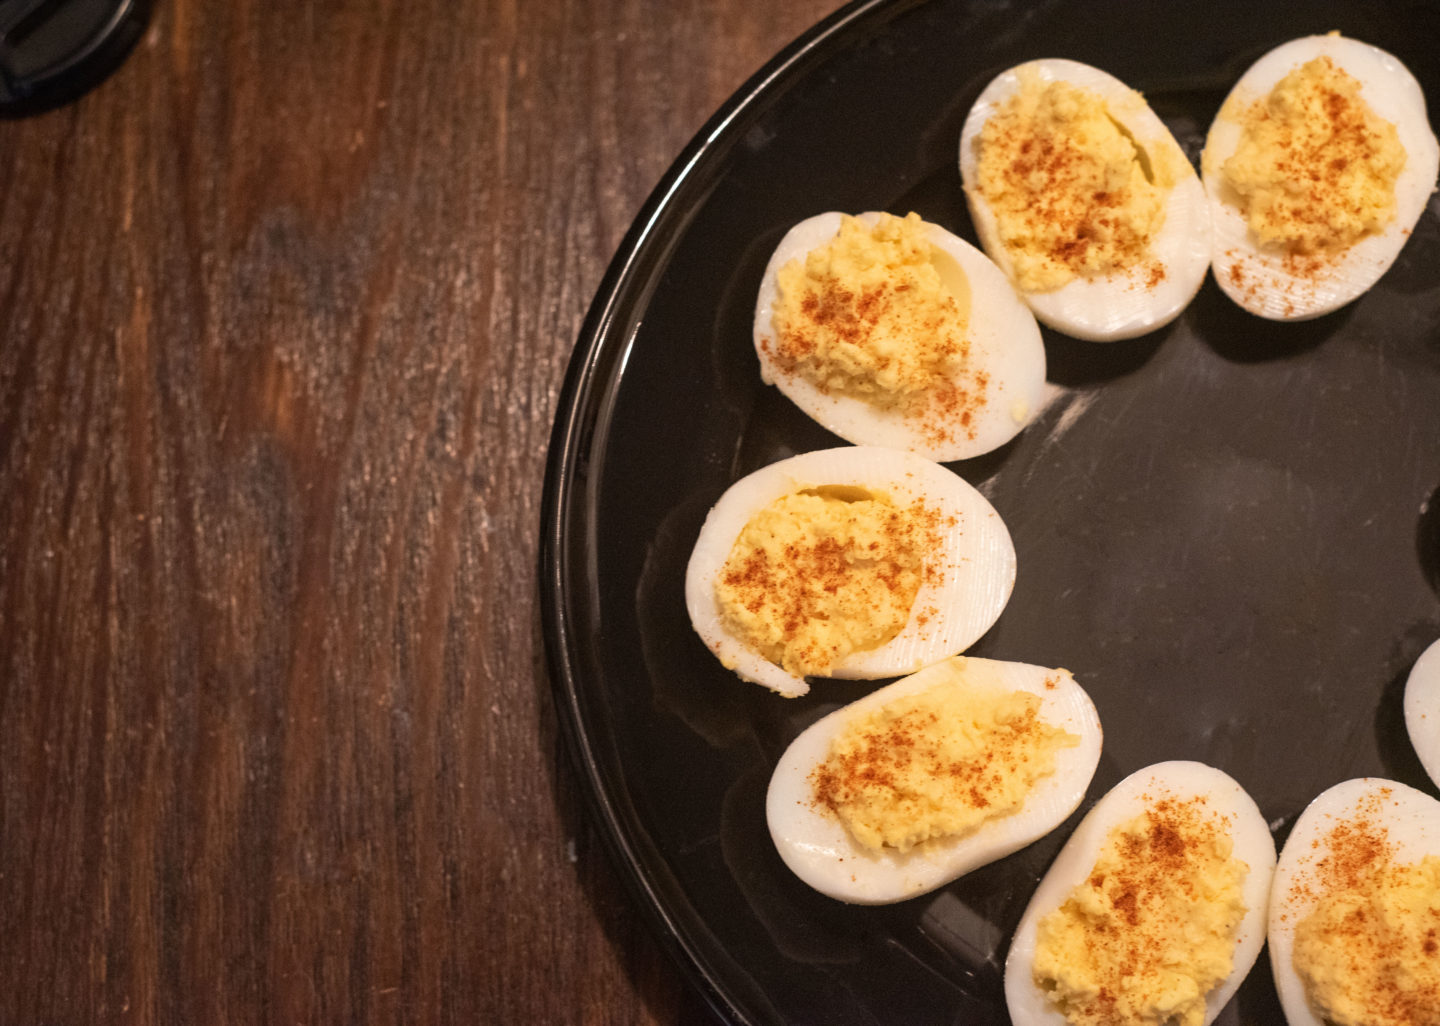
[1033,798,1248,1026]
[975,74,1172,291]
[1292,854,1440,1026]
[767,212,972,410]
[1221,55,1406,254]
[809,661,1077,852]
[713,488,937,679]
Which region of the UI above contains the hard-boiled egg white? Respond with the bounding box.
[1005,761,1276,1026]
[1201,35,1440,320]
[752,212,1047,462]
[765,655,1102,904]
[684,446,1015,697]
[958,59,1212,342]
[1268,777,1440,1026]
[1404,638,1440,789]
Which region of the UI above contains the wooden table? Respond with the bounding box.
[0,0,844,1021]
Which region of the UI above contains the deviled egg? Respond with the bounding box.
[1005,761,1276,1026]
[959,59,1212,342]
[1202,34,1440,320]
[1268,778,1440,1026]
[1404,638,1440,789]
[752,211,1046,462]
[684,446,1015,697]
[766,655,1102,904]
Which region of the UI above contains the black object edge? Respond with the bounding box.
[0,0,150,117]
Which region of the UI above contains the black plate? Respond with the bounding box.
[540,1,1440,1023]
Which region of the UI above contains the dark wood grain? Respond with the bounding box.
[0,0,845,1021]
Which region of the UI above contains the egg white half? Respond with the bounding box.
[1005,760,1277,1026]
[765,655,1102,904]
[1267,777,1440,1026]
[684,446,1016,697]
[958,59,1212,342]
[752,211,1047,462]
[1404,638,1440,789]
[1202,35,1440,320]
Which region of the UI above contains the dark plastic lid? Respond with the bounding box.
[0,0,149,116]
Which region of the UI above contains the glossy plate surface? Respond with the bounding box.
[540,1,1440,1023]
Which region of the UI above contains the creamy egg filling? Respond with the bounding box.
[713,487,938,678]
[1221,55,1405,255]
[1032,798,1248,1026]
[1291,838,1440,1026]
[765,213,988,444]
[974,73,1172,291]
[809,665,1078,852]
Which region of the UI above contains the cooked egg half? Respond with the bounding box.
[1268,778,1440,1026]
[684,446,1015,697]
[959,59,1212,342]
[1005,761,1276,1026]
[1405,638,1440,789]
[765,655,1102,904]
[1202,34,1440,320]
[752,211,1047,462]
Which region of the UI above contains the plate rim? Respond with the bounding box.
[537,1,897,1023]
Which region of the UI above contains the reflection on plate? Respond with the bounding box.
[540,1,1440,1023]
